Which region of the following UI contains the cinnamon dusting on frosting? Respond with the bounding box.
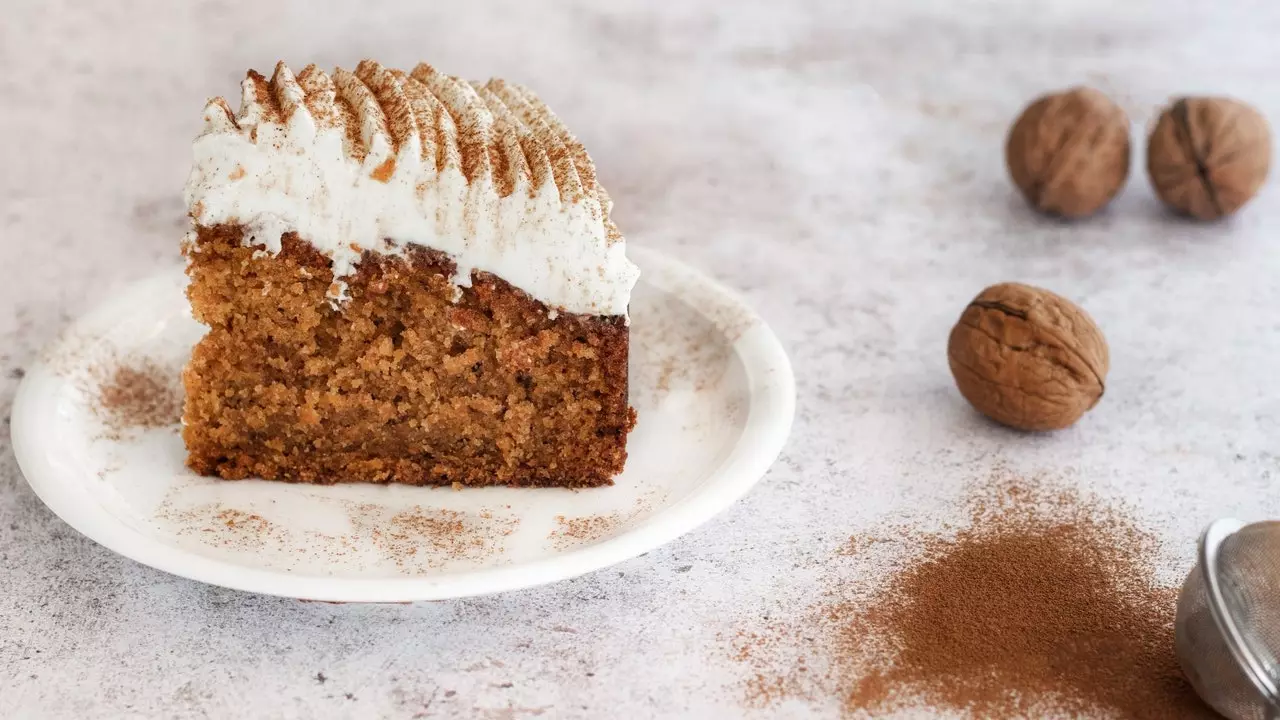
[185,59,638,316]
[370,156,396,183]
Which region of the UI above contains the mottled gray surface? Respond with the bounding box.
[5,1,1280,718]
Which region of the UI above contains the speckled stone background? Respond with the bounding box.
[5,1,1280,718]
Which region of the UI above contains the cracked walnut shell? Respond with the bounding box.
[1006,87,1131,218]
[948,283,1108,431]
[1147,96,1271,220]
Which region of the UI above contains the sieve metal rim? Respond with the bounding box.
[1201,517,1280,710]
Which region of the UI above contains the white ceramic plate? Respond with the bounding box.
[11,246,794,602]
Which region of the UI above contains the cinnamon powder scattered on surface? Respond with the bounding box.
[157,498,521,572]
[548,490,664,549]
[728,473,1215,719]
[160,503,282,552]
[376,507,519,568]
[550,513,623,548]
[216,508,268,531]
[94,358,182,436]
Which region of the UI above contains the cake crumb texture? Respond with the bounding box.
[183,225,634,487]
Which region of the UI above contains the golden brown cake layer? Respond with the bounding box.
[183,225,634,488]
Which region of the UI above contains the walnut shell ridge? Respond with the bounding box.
[1146,96,1271,220]
[1005,87,1131,218]
[947,283,1109,431]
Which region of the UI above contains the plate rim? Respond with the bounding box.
[10,245,796,602]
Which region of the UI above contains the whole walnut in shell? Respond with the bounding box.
[1147,96,1271,220]
[948,283,1108,431]
[1006,87,1131,218]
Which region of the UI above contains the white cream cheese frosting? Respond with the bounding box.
[183,60,639,316]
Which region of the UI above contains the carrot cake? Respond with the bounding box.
[181,60,639,488]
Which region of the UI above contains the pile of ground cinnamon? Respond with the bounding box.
[95,358,182,436]
[730,473,1215,718]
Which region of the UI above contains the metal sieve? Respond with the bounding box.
[1176,518,1280,720]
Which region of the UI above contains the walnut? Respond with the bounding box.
[947,283,1108,431]
[1146,96,1271,220]
[1005,87,1131,218]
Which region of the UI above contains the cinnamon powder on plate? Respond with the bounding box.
[730,474,1216,718]
[94,358,182,436]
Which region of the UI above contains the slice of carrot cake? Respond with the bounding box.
[181,60,639,488]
